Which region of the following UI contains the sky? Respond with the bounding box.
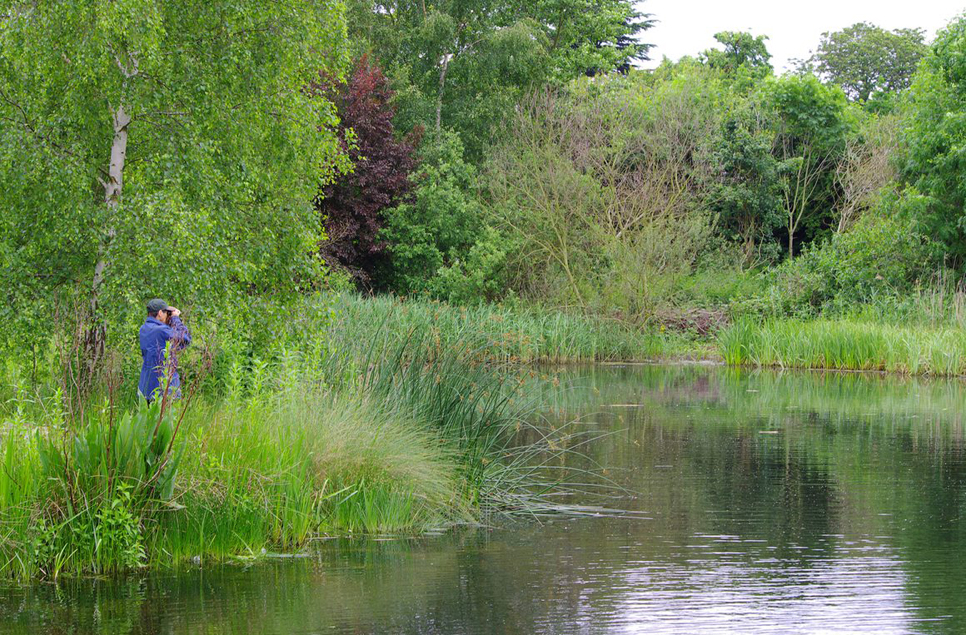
[637,0,966,72]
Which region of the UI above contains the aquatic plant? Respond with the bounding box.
[327,292,665,364]
[718,318,966,376]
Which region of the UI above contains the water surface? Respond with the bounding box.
[5,365,966,634]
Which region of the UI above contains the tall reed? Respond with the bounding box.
[327,293,665,363]
[718,318,966,376]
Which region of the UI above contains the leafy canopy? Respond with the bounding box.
[701,31,773,80]
[379,131,484,296]
[761,74,855,254]
[0,0,349,348]
[809,22,927,102]
[900,15,966,263]
[346,0,653,159]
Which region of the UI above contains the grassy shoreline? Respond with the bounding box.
[1,294,602,582]
[328,293,671,363]
[2,294,964,582]
[717,318,966,377]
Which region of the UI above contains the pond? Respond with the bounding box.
[4,364,966,634]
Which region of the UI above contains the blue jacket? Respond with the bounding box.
[138,316,191,401]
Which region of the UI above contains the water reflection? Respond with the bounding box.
[4,365,966,634]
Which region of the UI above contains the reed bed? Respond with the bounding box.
[0,292,662,581]
[0,392,466,580]
[719,318,966,376]
[328,293,665,363]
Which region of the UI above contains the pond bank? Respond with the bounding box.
[3,295,962,582]
[0,296,572,582]
[6,363,966,634]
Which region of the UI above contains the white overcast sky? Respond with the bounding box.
[637,0,966,72]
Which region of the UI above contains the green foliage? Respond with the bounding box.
[488,71,721,318]
[809,22,927,103]
[673,250,767,308]
[764,74,854,153]
[40,403,185,506]
[2,292,616,579]
[533,0,654,79]
[900,16,966,263]
[701,31,773,83]
[429,226,512,305]
[329,292,663,363]
[707,110,784,263]
[380,132,487,296]
[760,205,938,316]
[0,0,350,352]
[92,485,147,571]
[718,317,966,376]
[12,402,187,576]
[762,74,855,254]
[346,0,652,159]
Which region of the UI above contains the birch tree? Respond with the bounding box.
[0,0,349,364]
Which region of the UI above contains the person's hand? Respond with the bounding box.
[169,307,181,318]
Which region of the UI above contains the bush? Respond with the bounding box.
[761,200,939,315]
[900,16,966,263]
[429,226,512,305]
[487,74,722,319]
[380,131,488,296]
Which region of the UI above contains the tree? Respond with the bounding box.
[488,74,718,317]
[707,113,784,264]
[316,56,419,285]
[763,74,854,256]
[379,131,483,295]
[0,0,348,364]
[701,31,773,79]
[536,0,654,78]
[346,0,653,159]
[810,22,927,102]
[900,16,966,263]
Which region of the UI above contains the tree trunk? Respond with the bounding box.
[86,104,130,374]
[435,54,450,132]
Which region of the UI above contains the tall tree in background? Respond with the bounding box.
[316,56,419,284]
[538,0,654,78]
[346,0,652,159]
[701,31,773,79]
[809,22,927,102]
[0,0,348,364]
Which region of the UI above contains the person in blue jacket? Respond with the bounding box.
[139,298,192,403]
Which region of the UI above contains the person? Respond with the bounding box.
[138,298,192,404]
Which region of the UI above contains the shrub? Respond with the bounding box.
[380,131,485,296]
[899,16,966,263]
[429,226,512,305]
[487,74,721,318]
[316,56,419,283]
[762,200,939,315]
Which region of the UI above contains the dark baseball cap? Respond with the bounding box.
[147,298,172,313]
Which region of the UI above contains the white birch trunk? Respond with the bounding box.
[87,104,130,366]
